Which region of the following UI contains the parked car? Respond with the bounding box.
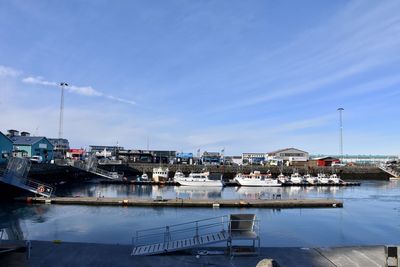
[29,156,43,164]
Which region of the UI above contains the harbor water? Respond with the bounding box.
[1,180,399,247]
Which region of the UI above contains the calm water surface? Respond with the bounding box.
[1,180,399,247]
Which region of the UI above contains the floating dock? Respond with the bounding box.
[20,197,343,208]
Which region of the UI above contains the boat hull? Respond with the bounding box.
[234,178,281,187]
[175,178,223,187]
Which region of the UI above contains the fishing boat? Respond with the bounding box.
[317,173,329,184]
[289,173,303,184]
[174,171,223,187]
[234,171,281,187]
[277,173,289,184]
[152,167,169,182]
[304,174,318,185]
[141,173,149,181]
[328,174,342,184]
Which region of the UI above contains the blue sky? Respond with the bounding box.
[0,0,399,155]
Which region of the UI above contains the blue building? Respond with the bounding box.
[11,135,54,162]
[201,152,221,165]
[176,153,193,164]
[0,131,13,164]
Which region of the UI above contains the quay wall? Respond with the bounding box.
[104,163,391,180]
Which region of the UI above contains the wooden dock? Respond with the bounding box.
[21,197,343,208]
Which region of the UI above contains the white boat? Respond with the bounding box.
[277,173,289,184]
[328,174,342,184]
[304,174,318,185]
[141,173,149,181]
[152,167,169,182]
[234,171,281,187]
[174,171,223,187]
[289,173,303,184]
[317,173,329,184]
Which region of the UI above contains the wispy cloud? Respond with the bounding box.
[202,1,400,114]
[0,65,21,77]
[22,75,135,105]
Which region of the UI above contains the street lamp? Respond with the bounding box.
[337,108,344,163]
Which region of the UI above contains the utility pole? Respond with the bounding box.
[58,82,68,139]
[337,108,344,162]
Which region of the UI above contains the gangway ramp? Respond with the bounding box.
[71,157,122,180]
[132,216,230,256]
[0,157,54,198]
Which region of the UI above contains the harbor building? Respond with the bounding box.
[10,134,54,162]
[224,156,243,165]
[309,156,341,167]
[0,131,13,164]
[89,145,124,158]
[242,153,267,165]
[66,148,86,160]
[176,153,194,164]
[149,150,176,164]
[201,151,221,165]
[266,148,309,166]
[117,149,154,163]
[48,138,70,158]
[311,154,399,165]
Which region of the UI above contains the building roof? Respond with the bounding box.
[313,156,340,161]
[267,147,308,155]
[10,136,49,146]
[0,131,13,143]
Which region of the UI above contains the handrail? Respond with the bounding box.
[133,215,230,246]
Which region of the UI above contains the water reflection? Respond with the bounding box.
[56,183,348,200]
[174,186,222,199]
[0,180,399,247]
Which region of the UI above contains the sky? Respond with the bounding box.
[0,0,400,155]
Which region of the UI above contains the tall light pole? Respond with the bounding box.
[337,108,344,162]
[58,82,68,139]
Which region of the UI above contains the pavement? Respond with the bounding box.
[19,241,392,267]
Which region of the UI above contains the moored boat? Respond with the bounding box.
[174,171,223,187]
[304,174,318,185]
[234,171,281,187]
[152,167,169,182]
[317,173,329,184]
[328,174,342,184]
[289,173,303,184]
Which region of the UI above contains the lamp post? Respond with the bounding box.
[337,108,344,163]
[59,82,68,159]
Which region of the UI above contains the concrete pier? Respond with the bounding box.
[25,241,388,267]
[21,197,343,208]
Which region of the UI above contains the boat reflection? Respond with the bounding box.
[174,186,222,199]
[235,186,283,199]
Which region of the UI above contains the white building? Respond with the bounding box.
[242,153,267,165]
[266,148,309,165]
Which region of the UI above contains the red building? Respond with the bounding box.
[315,156,340,167]
[67,149,86,160]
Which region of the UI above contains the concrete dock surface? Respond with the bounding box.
[23,241,390,267]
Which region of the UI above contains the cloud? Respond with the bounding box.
[201,1,400,114]
[0,65,21,77]
[22,76,57,86]
[22,75,135,105]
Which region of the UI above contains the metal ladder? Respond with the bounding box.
[132,216,230,256]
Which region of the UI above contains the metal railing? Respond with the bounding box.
[228,219,260,237]
[0,157,54,197]
[133,215,229,247]
[72,160,122,180]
